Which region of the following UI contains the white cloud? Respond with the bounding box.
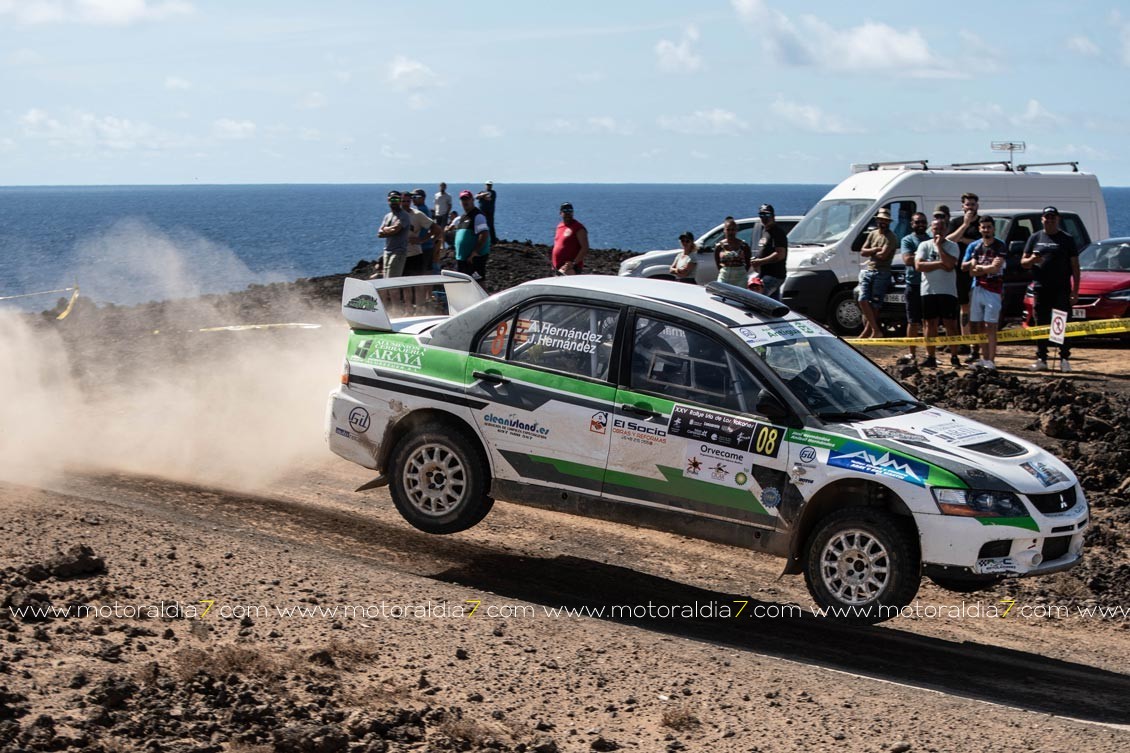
[655,25,704,73]
[212,118,256,140]
[769,97,859,134]
[20,107,187,150]
[956,99,1063,131]
[386,55,440,90]
[0,0,194,26]
[1066,35,1100,57]
[380,144,410,160]
[298,128,321,142]
[299,91,327,109]
[658,108,747,135]
[1012,99,1064,128]
[479,124,504,139]
[732,0,958,78]
[536,116,633,135]
[407,93,428,111]
[163,76,191,90]
[1114,11,1130,66]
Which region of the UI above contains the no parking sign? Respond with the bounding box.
[1049,309,1068,345]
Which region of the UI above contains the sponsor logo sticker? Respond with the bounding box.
[976,557,1018,575]
[335,427,353,439]
[862,426,927,443]
[348,407,371,433]
[483,412,551,441]
[827,441,929,487]
[921,421,989,443]
[590,411,608,435]
[760,487,781,508]
[798,446,818,464]
[1020,461,1069,488]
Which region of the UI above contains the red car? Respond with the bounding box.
[1023,237,1130,325]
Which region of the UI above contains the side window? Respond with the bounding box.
[737,224,757,248]
[475,314,514,358]
[699,228,723,250]
[630,317,765,413]
[884,200,917,241]
[1059,216,1090,249]
[503,303,618,380]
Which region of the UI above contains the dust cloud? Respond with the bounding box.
[0,223,348,492]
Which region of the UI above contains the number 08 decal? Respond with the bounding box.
[751,423,782,458]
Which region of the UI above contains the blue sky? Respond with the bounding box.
[3,0,1129,185]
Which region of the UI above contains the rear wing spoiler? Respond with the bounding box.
[341,271,488,331]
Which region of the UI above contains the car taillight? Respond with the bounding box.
[341,360,350,385]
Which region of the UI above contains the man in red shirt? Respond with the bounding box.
[551,202,589,275]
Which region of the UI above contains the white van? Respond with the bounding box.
[782,161,1109,333]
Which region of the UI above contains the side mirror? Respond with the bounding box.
[755,389,791,422]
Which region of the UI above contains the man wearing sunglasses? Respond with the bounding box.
[749,203,788,300]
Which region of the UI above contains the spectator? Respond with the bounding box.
[714,216,751,286]
[375,190,412,280]
[1021,206,1080,371]
[750,203,788,300]
[552,202,589,274]
[669,231,698,283]
[897,212,930,364]
[434,182,453,255]
[476,181,498,243]
[947,192,981,359]
[409,188,438,275]
[857,208,898,339]
[915,215,961,368]
[962,215,1006,370]
[451,190,491,282]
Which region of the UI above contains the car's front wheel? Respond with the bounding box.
[828,289,864,336]
[804,507,920,624]
[388,423,492,534]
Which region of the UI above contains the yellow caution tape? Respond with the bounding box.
[56,286,80,320]
[846,317,1130,347]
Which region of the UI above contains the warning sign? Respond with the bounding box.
[1049,309,1067,345]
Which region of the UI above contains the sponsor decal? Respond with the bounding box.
[862,426,927,443]
[589,411,608,435]
[354,338,425,371]
[483,412,551,441]
[760,487,781,509]
[612,416,668,445]
[335,427,353,439]
[798,446,818,464]
[975,557,1019,575]
[518,318,602,354]
[682,443,754,490]
[921,421,990,444]
[348,407,371,433]
[736,320,829,347]
[668,406,782,458]
[827,441,929,487]
[344,294,380,312]
[1020,461,1069,488]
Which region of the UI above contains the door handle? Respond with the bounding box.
[620,404,661,419]
[473,370,510,385]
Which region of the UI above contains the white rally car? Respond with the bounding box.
[326,272,1087,623]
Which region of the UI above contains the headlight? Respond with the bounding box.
[795,250,833,268]
[932,488,1028,518]
[1106,288,1130,301]
[619,257,643,274]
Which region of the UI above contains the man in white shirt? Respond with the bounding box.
[434,182,453,254]
[915,215,961,369]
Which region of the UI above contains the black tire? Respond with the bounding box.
[803,507,921,624]
[928,574,1001,594]
[388,422,493,534]
[828,289,864,336]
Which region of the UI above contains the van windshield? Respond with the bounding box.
[790,199,874,246]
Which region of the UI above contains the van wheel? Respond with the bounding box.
[828,289,864,336]
[388,423,493,534]
[804,508,920,624]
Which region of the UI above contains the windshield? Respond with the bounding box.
[736,322,920,421]
[1079,241,1130,271]
[789,199,874,246]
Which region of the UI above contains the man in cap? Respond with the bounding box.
[408,188,438,274]
[552,202,589,275]
[476,181,498,243]
[451,190,491,282]
[376,190,412,279]
[1021,207,1080,371]
[749,203,788,300]
[856,208,898,339]
[915,215,961,368]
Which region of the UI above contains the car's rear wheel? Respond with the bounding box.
[828,289,864,336]
[804,508,920,624]
[388,422,492,534]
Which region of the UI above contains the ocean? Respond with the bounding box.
[2,183,1129,310]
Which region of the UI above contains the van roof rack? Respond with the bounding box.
[1016,162,1080,173]
[934,161,1013,171]
[853,160,928,173]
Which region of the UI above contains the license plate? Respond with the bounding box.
[884,293,905,304]
[1072,307,1087,319]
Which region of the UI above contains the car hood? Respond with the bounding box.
[1079,270,1130,295]
[837,407,1076,495]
